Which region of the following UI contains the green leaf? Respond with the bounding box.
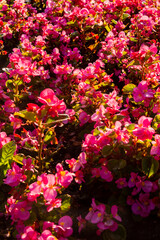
[126,124,135,131]
[107,159,126,171]
[67,21,77,27]
[6,79,13,90]
[154,114,160,123]
[103,224,126,240]
[13,154,24,165]
[111,19,117,25]
[14,110,36,122]
[0,141,16,185]
[142,158,159,177]
[61,194,71,212]
[44,130,54,143]
[122,84,136,94]
[102,145,113,157]
[44,114,69,127]
[0,141,16,165]
[122,13,130,20]
[112,115,125,122]
[93,128,100,136]
[129,37,138,42]
[105,24,111,32]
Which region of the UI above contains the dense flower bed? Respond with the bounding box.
[0,0,160,239]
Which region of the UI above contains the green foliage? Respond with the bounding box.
[142,157,159,178]
[102,145,113,157]
[107,159,126,171]
[0,141,16,185]
[102,224,126,240]
[15,110,36,122]
[122,84,136,94]
[61,194,71,212]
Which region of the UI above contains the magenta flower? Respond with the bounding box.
[22,158,34,172]
[9,114,22,130]
[128,172,138,188]
[0,132,11,149]
[45,198,62,212]
[131,193,155,218]
[28,173,48,201]
[77,215,86,233]
[150,134,160,157]
[131,201,144,216]
[115,178,128,189]
[85,198,98,221]
[111,205,122,222]
[90,204,106,224]
[132,176,153,195]
[75,170,85,184]
[38,88,58,106]
[82,134,99,154]
[133,81,154,103]
[65,158,79,172]
[99,166,113,182]
[43,174,57,201]
[54,216,73,238]
[91,105,106,122]
[11,201,31,221]
[132,116,155,141]
[21,226,39,240]
[39,230,56,240]
[79,110,90,126]
[38,88,66,116]
[4,162,24,187]
[55,163,74,188]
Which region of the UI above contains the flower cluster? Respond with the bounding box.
[0,0,160,239]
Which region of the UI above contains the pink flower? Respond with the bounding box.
[21,226,39,240]
[9,114,22,130]
[150,134,160,157]
[91,105,106,122]
[132,176,153,195]
[65,158,79,172]
[131,193,155,218]
[45,198,62,212]
[39,230,56,240]
[43,174,57,201]
[4,162,25,187]
[35,36,45,47]
[133,81,154,103]
[28,173,48,201]
[85,198,98,221]
[115,178,128,189]
[111,205,122,222]
[128,172,138,188]
[99,166,113,182]
[79,110,90,126]
[82,134,99,153]
[38,88,66,116]
[0,132,11,149]
[132,116,155,141]
[54,216,73,238]
[75,170,85,184]
[38,88,59,106]
[55,163,74,188]
[90,204,106,224]
[22,158,34,172]
[77,215,86,233]
[4,99,18,113]
[10,201,31,221]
